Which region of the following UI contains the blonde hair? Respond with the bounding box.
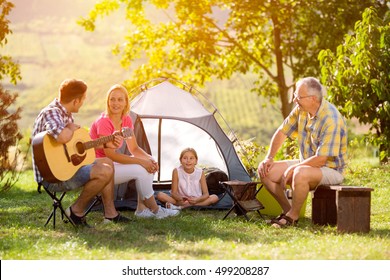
[180,147,198,161]
[105,84,130,117]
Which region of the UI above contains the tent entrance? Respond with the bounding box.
[135,117,228,183]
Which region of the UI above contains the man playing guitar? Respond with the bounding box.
[32,78,131,227]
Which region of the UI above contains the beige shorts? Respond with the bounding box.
[285,160,344,186]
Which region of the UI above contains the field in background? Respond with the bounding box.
[4,0,284,146]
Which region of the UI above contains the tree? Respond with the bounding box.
[78,0,386,119]
[0,0,22,191]
[319,7,390,163]
[0,0,20,84]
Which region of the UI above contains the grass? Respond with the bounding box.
[0,158,389,260]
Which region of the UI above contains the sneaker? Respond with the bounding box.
[103,213,132,224]
[65,206,91,228]
[154,206,180,219]
[135,208,156,218]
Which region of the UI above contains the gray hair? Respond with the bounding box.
[297,77,324,101]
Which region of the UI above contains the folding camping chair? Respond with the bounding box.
[221,180,265,221]
[38,183,101,229]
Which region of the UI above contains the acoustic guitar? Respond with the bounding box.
[32,127,132,183]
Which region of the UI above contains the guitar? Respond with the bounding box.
[32,127,133,183]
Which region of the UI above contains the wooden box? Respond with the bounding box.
[312,185,373,233]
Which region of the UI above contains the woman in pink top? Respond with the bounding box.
[90,84,178,219]
[157,148,219,210]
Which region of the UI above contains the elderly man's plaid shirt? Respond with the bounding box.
[280,99,347,173]
[32,98,74,183]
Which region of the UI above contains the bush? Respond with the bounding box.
[0,86,22,191]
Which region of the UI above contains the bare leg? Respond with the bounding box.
[286,166,322,221]
[259,161,291,214]
[71,158,118,218]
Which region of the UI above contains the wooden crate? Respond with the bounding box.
[312,185,373,233]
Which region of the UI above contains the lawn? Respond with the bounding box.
[0,158,389,260]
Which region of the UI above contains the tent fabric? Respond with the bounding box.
[130,81,211,118]
[129,79,251,184]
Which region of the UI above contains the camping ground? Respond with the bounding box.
[1,157,389,260]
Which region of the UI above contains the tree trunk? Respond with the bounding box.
[272,13,292,119]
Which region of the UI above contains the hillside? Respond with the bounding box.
[4,0,282,145]
[4,0,130,128]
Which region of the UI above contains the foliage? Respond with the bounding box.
[78,0,386,119]
[0,86,23,192]
[235,136,299,179]
[319,7,390,163]
[0,0,21,84]
[234,137,266,179]
[0,0,22,191]
[1,162,389,259]
[274,138,299,160]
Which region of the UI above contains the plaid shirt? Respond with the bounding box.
[280,99,347,173]
[32,98,74,183]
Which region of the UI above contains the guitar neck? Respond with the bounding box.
[84,134,115,150]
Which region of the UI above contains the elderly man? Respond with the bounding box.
[257,77,347,228]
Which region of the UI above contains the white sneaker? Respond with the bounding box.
[154,206,180,219]
[135,208,155,218]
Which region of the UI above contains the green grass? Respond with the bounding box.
[1,158,389,260]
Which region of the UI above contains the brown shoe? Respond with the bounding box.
[271,214,298,228]
[265,213,286,224]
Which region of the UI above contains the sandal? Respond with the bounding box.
[271,214,298,228]
[165,202,182,210]
[266,213,286,224]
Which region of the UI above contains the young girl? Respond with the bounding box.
[90,84,179,219]
[157,148,219,209]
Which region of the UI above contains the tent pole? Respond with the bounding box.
[158,118,162,182]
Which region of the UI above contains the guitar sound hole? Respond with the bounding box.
[76,142,85,154]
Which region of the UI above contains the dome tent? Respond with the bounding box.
[111,78,252,210]
[129,78,251,185]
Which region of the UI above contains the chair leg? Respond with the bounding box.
[235,204,250,221]
[223,206,236,220]
[223,204,250,221]
[44,206,55,228]
[256,210,265,220]
[84,195,102,216]
[221,181,265,221]
[43,189,76,228]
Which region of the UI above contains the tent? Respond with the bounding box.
[129,78,251,184]
[111,78,252,210]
